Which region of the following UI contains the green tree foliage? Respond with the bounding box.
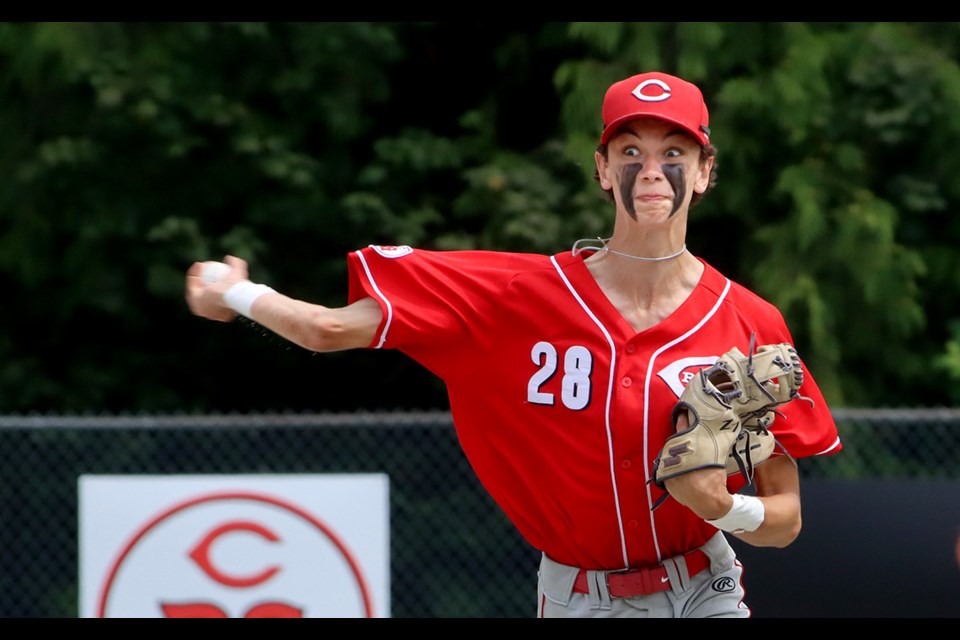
[1,22,959,413]
[0,22,591,413]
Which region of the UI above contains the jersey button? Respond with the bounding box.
[621,459,632,469]
[625,343,636,354]
[621,377,632,387]
[628,520,638,528]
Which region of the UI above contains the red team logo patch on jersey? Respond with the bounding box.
[370,245,413,259]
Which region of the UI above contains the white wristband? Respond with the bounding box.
[706,494,765,533]
[223,280,276,319]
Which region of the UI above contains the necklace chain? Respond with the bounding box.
[603,243,686,262]
[572,237,687,262]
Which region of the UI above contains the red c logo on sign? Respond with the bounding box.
[188,520,281,587]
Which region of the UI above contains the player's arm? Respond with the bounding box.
[663,412,802,548]
[729,456,801,547]
[663,458,802,548]
[185,255,382,352]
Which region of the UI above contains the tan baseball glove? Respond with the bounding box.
[651,336,809,509]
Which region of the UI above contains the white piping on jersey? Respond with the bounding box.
[816,436,842,456]
[549,256,630,568]
[354,249,393,349]
[643,277,731,563]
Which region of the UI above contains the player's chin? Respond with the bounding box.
[631,202,675,222]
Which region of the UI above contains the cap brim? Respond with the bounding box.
[600,112,706,146]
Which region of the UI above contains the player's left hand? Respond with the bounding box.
[662,465,730,520]
[661,408,733,519]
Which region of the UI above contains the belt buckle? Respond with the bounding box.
[602,568,630,596]
[604,567,632,583]
[605,566,657,597]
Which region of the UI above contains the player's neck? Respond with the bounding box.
[585,252,703,332]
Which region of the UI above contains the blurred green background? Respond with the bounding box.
[3,21,960,414]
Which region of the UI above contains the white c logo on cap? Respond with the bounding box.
[632,79,671,103]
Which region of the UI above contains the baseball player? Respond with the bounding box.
[186,70,842,618]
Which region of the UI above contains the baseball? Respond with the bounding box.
[200,261,231,284]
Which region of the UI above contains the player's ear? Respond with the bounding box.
[693,155,713,194]
[595,150,613,191]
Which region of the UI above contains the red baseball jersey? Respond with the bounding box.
[346,245,842,571]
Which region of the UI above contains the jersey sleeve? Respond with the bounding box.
[723,280,842,462]
[770,352,842,460]
[344,245,543,376]
[754,317,841,461]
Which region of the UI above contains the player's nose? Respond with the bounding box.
[638,161,666,181]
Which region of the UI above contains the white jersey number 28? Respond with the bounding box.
[527,341,592,410]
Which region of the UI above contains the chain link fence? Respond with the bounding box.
[1,408,957,618]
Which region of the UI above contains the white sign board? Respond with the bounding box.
[78,474,390,618]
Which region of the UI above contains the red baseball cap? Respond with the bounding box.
[599,71,710,147]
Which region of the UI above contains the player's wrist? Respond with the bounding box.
[223,280,276,319]
[706,493,765,533]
